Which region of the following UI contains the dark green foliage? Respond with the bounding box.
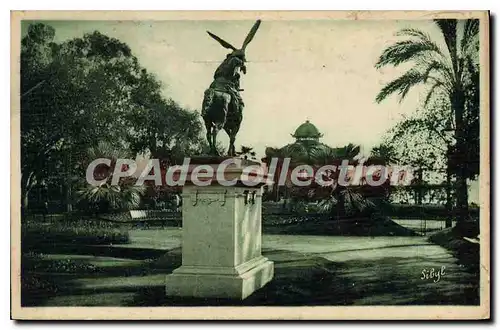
[22,251,101,274]
[264,140,375,219]
[21,22,207,212]
[21,218,127,305]
[385,204,479,220]
[370,143,398,165]
[21,251,103,306]
[22,217,130,248]
[76,183,146,214]
[75,142,146,213]
[262,214,417,236]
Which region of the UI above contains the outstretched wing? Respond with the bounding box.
[207,31,237,50]
[241,20,261,51]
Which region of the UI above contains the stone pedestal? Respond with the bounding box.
[165,158,274,300]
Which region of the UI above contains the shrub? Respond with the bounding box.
[22,251,101,274]
[386,204,480,220]
[76,181,145,214]
[21,217,130,248]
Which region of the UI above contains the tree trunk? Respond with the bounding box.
[445,167,453,228]
[416,168,423,205]
[21,171,35,213]
[455,166,469,223]
[66,154,73,213]
[66,183,73,213]
[452,91,470,230]
[22,189,30,210]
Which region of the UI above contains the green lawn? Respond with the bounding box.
[22,228,479,306]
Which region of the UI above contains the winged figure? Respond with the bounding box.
[202,20,261,156]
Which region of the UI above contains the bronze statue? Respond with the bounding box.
[202,20,261,156]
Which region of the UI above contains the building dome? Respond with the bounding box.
[292,120,323,141]
[264,119,335,165]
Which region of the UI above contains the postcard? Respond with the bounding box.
[11,10,490,320]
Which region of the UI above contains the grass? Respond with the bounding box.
[21,251,104,305]
[21,217,131,305]
[20,228,480,307]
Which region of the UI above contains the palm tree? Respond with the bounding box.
[375,19,479,227]
[77,141,145,213]
[310,143,374,219]
[236,145,257,160]
[334,143,361,162]
[281,143,309,164]
[308,146,337,167]
[77,181,145,213]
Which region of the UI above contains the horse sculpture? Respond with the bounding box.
[202,20,261,156]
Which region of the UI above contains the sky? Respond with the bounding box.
[22,19,445,157]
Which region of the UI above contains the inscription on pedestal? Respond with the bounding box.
[191,189,227,206]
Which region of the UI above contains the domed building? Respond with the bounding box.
[261,121,392,212]
[262,120,363,201]
[265,120,359,165]
[292,120,323,142]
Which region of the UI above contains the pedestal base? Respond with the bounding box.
[165,257,274,299]
[165,158,274,300]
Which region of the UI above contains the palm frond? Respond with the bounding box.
[87,140,128,161]
[423,81,444,107]
[339,188,374,215]
[317,195,338,213]
[419,59,453,84]
[396,28,432,40]
[434,19,458,68]
[77,180,145,211]
[461,19,480,52]
[391,117,429,139]
[375,39,443,69]
[375,69,427,103]
[396,29,446,60]
[435,19,457,41]
[336,143,360,159]
[264,147,285,159]
[284,143,308,162]
[239,145,253,154]
[310,147,338,165]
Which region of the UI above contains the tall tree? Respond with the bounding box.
[20,23,207,212]
[126,69,206,160]
[375,19,480,227]
[21,26,141,210]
